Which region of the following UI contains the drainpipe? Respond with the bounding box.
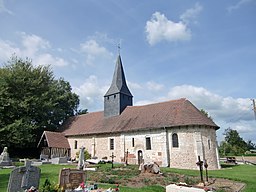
[164,127,170,167]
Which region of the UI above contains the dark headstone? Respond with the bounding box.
[59,168,85,190]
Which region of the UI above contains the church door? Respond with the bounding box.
[138,150,143,165]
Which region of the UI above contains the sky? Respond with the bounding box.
[0,0,256,143]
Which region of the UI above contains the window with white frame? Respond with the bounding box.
[110,138,114,150]
[146,137,151,150]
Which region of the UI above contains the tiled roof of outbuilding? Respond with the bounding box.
[62,98,219,136]
[38,131,70,148]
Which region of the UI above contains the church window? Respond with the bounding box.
[172,133,179,148]
[114,94,116,99]
[74,140,78,149]
[110,138,114,150]
[146,137,151,150]
[107,96,109,100]
[132,138,135,147]
[208,139,211,150]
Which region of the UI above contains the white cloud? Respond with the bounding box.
[180,2,203,24]
[166,85,253,123]
[228,0,256,12]
[127,81,142,90]
[20,32,50,58]
[145,12,191,45]
[145,3,203,45]
[0,40,20,61]
[73,75,109,111]
[0,0,13,15]
[80,39,113,66]
[0,32,69,68]
[34,53,68,67]
[146,81,164,91]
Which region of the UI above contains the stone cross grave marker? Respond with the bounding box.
[59,168,86,190]
[77,146,85,170]
[7,160,41,192]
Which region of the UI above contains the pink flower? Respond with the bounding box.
[80,182,85,189]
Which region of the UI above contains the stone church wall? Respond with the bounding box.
[168,126,219,170]
[67,126,219,170]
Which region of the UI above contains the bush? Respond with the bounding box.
[75,149,91,160]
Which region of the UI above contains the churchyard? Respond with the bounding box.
[1,160,256,192]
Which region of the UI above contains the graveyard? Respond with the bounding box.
[1,153,256,192]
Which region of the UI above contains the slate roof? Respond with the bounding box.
[38,131,70,148]
[62,98,219,136]
[104,54,133,97]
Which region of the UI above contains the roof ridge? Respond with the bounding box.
[126,98,187,109]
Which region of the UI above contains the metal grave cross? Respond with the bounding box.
[196,156,204,184]
[110,152,116,168]
[125,149,129,166]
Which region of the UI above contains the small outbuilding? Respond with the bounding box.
[37,131,70,160]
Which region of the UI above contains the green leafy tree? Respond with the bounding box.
[200,109,213,120]
[76,109,88,115]
[219,128,248,156]
[247,140,256,150]
[0,56,80,151]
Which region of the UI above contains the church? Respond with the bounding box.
[38,54,220,170]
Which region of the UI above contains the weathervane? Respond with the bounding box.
[117,40,121,55]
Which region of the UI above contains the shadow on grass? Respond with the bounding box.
[221,164,238,168]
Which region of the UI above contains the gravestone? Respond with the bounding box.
[59,168,86,190]
[7,160,41,192]
[77,146,85,170]
[0,147,12,166]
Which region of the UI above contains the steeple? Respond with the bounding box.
[104,54,133,117]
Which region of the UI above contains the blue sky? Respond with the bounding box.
[0,0,256,143]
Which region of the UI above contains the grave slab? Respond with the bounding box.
[166,184,208,192]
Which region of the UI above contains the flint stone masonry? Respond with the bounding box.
[67,125,219,170]
[7,160,40,192]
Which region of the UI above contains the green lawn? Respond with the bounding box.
[162,164,256,192]
[0,163,255,192]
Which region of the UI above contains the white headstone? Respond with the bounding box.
[0,147,12,166]
[77,146,85,170]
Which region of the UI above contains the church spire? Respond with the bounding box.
[104,54,133,117]
[105,54,132,97]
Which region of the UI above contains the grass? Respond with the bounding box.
[162,164,256,192]
[0,163,255,192]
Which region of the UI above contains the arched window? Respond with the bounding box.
[172,133,179,148]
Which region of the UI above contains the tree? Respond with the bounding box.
[247,140,256,150]
[219,128,248,156]
[76,109,88,115]
[200,109,213,120]
[0,56,80,152]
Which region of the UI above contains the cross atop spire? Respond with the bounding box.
[118,43,121,55]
